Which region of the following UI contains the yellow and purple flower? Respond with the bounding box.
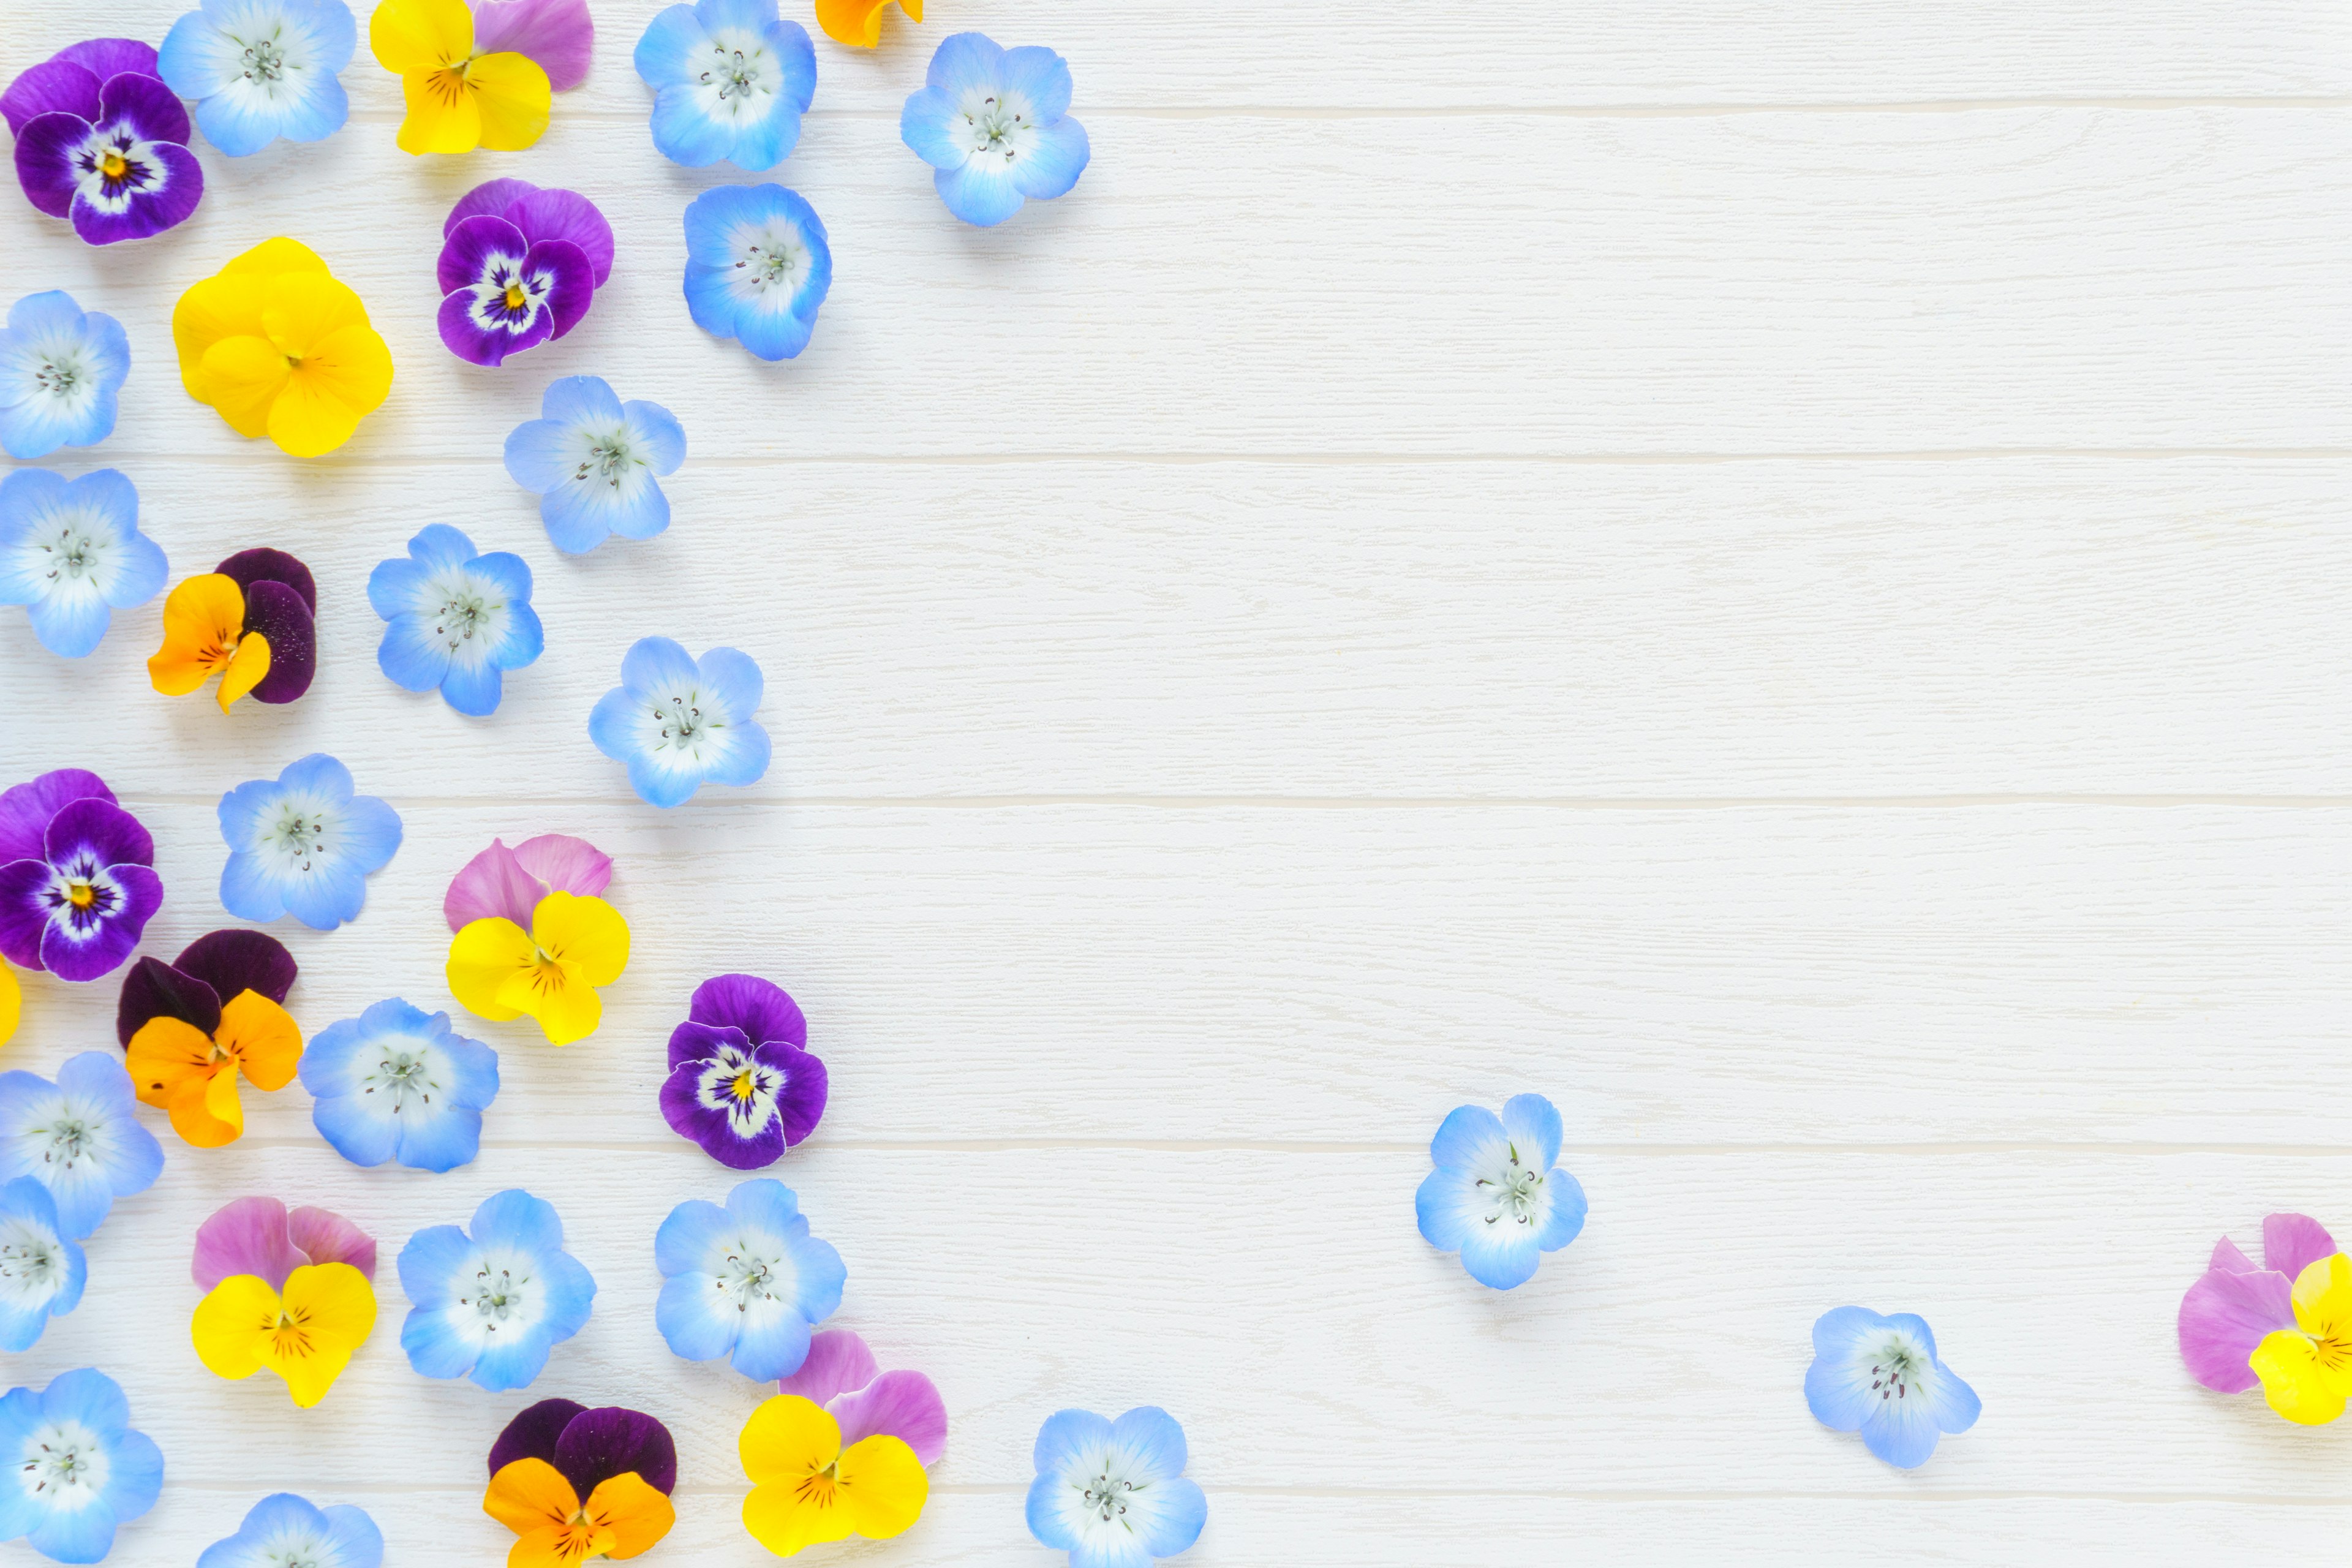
[444,835,628,1046]
[368,0,592,155]
[118,929,303,1148]
[148,548,317,713]
[2180,1212,2352,1424]
[484,1399,676,1564]
[2,39,204,244]
[189,1196,377,1408]
[662,975,826,1168]
[437,178,612,367]
[778,1330,947,1469]
[741,1392,929,1558]
[0,769,160,983]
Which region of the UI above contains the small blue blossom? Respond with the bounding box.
[158,0,356,157]
[502,377,687,555]
[0,1179,84,1352]
[901,33,1089,227]
[0,292,129,459]
[682,184,831,361]
[655,1178,843,1381]
[0,1369,162,1564]
[0,1051,164,1240]
[1027,1406,1207,1568]
[300,998,500,1174]
[197,1493,380,1568]
[366,524,545,714]
[0,469,165,658]
[218,754,403,931]
[399,1188,596,1392]
[1805,1306,1981,1468]
[1415,1091,1586,1290]
[590,636,771,808]
[635,0,815,171]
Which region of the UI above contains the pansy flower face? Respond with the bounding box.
[0,1052,162,1240]
[435,180,612,368]
[189,1197,379,1408]
[0,770,160,984]
[483,1400,677,1566]
[661,975,826,1167]
[118,928,303,1148]
[3,42,205,245]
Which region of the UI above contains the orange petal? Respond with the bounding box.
[162,1064,243,1148]
[582,1472,676,1559]
[217,632,273,712]
[148,574,246,696]
[484,1458,579,1537]
[125,1016,217,1109]
[221,989,303,1090]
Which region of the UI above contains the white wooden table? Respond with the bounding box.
[4,2,2348,1561]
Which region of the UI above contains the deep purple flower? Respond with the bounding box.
[0,769,160,982]
[115,928,298,1050]
[2,40,203,245]
[436,179,612,368]
[489,1398,677,1498]
[660,974,827,1169]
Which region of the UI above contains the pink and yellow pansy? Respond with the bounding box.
[172,238,394,458]
[739,1394,929,1557]
[118,929,303,1148]
[444,835,628,1045]
[189,1197,379,1408]
[2180,1212,2352,1425]
[370,0,556,154]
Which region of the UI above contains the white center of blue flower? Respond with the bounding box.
[15,1421,106,1509]
[695,31,778,119]
[1073,1451,1150,1529]
[361,1034,450,1116]
[728,221,811,298]
[1856,1329,1932,1406]
[30,350,86,401]
[0,1217,62,1308]
[254,793,342,878]
[255,1542,324,1568]
[1475,1140,1548,1230]
[708,1228,792,1315]
[957,87,1039,166]
[419,566,511,662]
[17,1096,110,1186]
[635,678,734,767]
[566,424,649,497]
[462,1247,539,1337]
[238,33,289,84]
[695,1045,780,1136]
[22,512,114,589]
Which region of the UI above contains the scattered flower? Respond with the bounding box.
[656,1178,843,1380]
[0,467,164,657]
[740,1391,928,1558]
[0,1369,162,1564]
[118,929,302,1149]
[815,0,921,48]
[681,184,830,361]
[368,0,552,154]
[173,238,394,456]
[218,754,404,930]
[475,0,596,90]
[445,832,611,929]
[2180,1212,2352,1423]
[484,1400,676,1565]
[1026,1407,1204,1568]
[778,1330,946,1469]
[0,963,15,1047]
[635,0,814,170]
[197,1494,383,1568]
[0,769,160,982]
[1804,1306,1981,1468]
[148,548,318,712]
[901,33,1088,228]
[189,1197,378,1408]
[503,376,686,554]
[2,39,204,244]
[159,0,359,157]
[0,1051,162,1239]
[0,291,129,460]
[301,998,500,1172]
[368,523,543,714]
[1414,1091,1586,1291]
[662,974,826,1168]
[436,180,612,367]
[0,1179,86,1352]
[447,888,629,1046]
[399,1188,597,1392]
[590,636,772,806]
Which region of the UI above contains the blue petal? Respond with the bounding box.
[1927,1363,1982,1436]
[1859,1389,1943,1468]
[654,1196,730,1276]
[280,859,367,930]
[400,1303,478,1379]
[729,1307,811,1382]
[698,0,783,33]
[898,87,964,170]
[438,657,504,717]
[681,184,769,263]
[1032,1407,1114,1477]
[621,635,699,696]
[1499,1093,1564,1171]
[1531,1166,1587,1251]
[997,44,1074,123]
[1137,1474,1208,1558]
[628,751,705,809]
[26,587,111,658]
[587,687,642,764]
[1013,116,1090,201]
[1025,1471,1080,1551]
[207,1494,329,1568]
[472,1188,567,1255]
[729,296,816,361]
[491,599,544,670]
[377,614,454,693]
[470,1329,556,1392]
[535,1247,598,1339]
[317,1504,382,1568]
[0,1298,55,1352]
[722,1176,801,1234]
[407,522,478,571]
[265,73,349,146]
[541,469,667,554]
[277,753,356,803]
[722,87,802,173]
[466,548,533,606]
[935,160,1026,227]
[925,31,1005,96]
[396,1224,473,1309]
[219,850,290,923]
[503,417,575,496]
[703,718,771,789]
[100,529,165,611]
[366,557,429,620]
[655,1270,737,1363]
[785,1232,844,1322]
[40,1370,127,1436]
[440,1027,501,1109]
[633,4,710,89]
[0,399,74,461]
[394,1104,483,1174]
[650,86,737,168]
[28,1496,119,1562]
[1413,1166,1478,1253]
[1456,1223,1542,1290]
[1883,1311,1940,1363]
[1107,1406,1189,1483]
[333,793,403,874]
[1069,1525,1158,1568]
[697,646,764,722]
[1427,1103,1506,1171]
[622,399,686,474]
[538,374,624,428]
[312,1087,398,1167]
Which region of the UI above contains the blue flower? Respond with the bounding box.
[655,1178,843,1381]
[1026,1406,1206,1568]
[589,636,771,807]
[398,1188,596,1392]
[501,377,687,555]
[366,524,545,714]
[1414,1091,1586,1290]
[682,184,831,361]
[0,1369,162,1564]
[300,998,500,1174]
[900,32,1089,227]
[217,753,403,931]
[1804,1306,1981,1469]
[0,1180,84,1352]
[0,1052,163,1240]
[635,0,815,170]
[157,0,356,157]
[0,469,166,658]
[198,1494,378,1568]
[0,292,129,459]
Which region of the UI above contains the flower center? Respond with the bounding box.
[265,1550,323,1568]
[368,1044,444,1115]
[714,1237,786,1310]
[572,432,639,491]
[656,694,704,746]
[239,36,288,83]
[39,1116,92,1169]
[699,42,771,103]
[100,150,128,179]
[469,1263,532,1328]
[16,1423,106,1503]
[503,282,527,311]
[1476,1141,1545,1227]
[437,587,489,642]
[270,1303,315,1359]
[1870,1338,1922,1401]
[734,233,806,294]
[268,806,331,870]
[32,358,81,399]
[794,1463,839,1504]
[0,1239,58,1291]
[65,883,94,910]
[1082,1468,1136,1523]
[963,94,1034,162]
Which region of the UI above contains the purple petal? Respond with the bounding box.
[553,1407,677,1499]
[759,1041,827,1147]
[688,975,806,1050]
[490,1398,587,1478]
[243,579,318,704]
[13,113,91,219]
[45,797,153,873]
[658,1060,786,1169]
[439,214,529,296]
[504,187,612,287]
[830,1370,946,1468]
[72,140,202,245]
[59,42,160,85]
[0,771,114,864]
[216,549,317,616]
[2209,1235,2257,1273]
[2180,1265,2297,1393]
[445,178,541,238]
[1,61,100,137]
[115,954,223,1047]
[172,929,298,1009]
[440,287,551,368]
[474,0,596,93]
[525,239,594,340]
[779,1330,879,1406]
[666,1019,752,1072]
[287,1207,377,1280]
[2264,1213,2337,1281]
[192,1197,304,1292]
[96,71,189,148]
[0,862,54,970]
[41,864,159,981]
[512,835,611,899]
[445,840,546,932]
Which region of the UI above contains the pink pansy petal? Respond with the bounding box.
[445,839,546,932]
[0,769,114,864]
[474,0,596,93]
[778,1329,879,1406]
[2179,1265,2297,1393]
[2209,1234,2257,1273]
[830,1370,947,1468]
[2264,1213,2336,1281]
[288,1205,377,1280]
[192,1197,304,1292]
[511,834,611,898]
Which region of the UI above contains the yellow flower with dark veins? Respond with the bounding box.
[371,0,551,154]
[192,1262,377,1408]
[2252,1253,2352,1424]
[172,239,394,458]
[126,987,303,1148]
[448,890,630,1046]
[739,1395,929,1557]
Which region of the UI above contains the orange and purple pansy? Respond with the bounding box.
[116,929,302,1148]
[484,1398,676,1566]
[148,547,318,712]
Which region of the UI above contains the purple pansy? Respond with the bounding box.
[0,769,160,982]
[2179,1212,2337,1394]
[436,179,613,368]
[3,39,203,244]
[221,546,320,703]
[660,974,827,1169]
[488,1398,677,1498]
[779,1330,949,1467]
[115,928,298,1050]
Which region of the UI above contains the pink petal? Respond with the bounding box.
[287,1206,377,1281]
[779,1330,879,1406]
[830,1370,947,1468]
[2209,1234,2258,1273]
[2264,1213,2337,1281]
[511,834,612,899]
[445,839,547,932]
[2179,1265,2297,1393]
[474,0,595,92]
[192,1197,303,1292]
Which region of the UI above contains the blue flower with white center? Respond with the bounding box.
[635,0,816,171]
[0,292,128,460]
[366,524,545,715]
[502,377,687,555]
[0,1369,162,1565]
[197,1492,380,1568]
[398,1188,597,1393]
[0,1179,84,1352]
[655,1178,843,1381]
[158,0,356,157]
[1026,1406,1207,1568]
[0,469,165,658]
[589,636,771,808]
[0,1052,163,1242]
[300,998,500,1174]
[681,184,831,361]
[217,753,403,931]
[901,32,1089,228]
[1805,1306,1981,1469]
[1414,1091,1586,1291]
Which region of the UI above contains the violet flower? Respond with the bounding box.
[0,769,159,982]
[443,832,611,931]
[779,1329,948,1467]
[437,178,613,367]
[2180,1212,2339,1397]
[2,39,203,244]
[660,974,826,1169]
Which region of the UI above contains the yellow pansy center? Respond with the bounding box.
[794,1463,840,1506]
[66,883,96,910]
[270,1303,315,1359]
[504,282,528,311]
[100,151,128,179]
[732,1071,756,1101]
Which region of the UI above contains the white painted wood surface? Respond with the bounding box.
[1,2,2345,1562]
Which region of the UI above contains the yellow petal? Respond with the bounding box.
[448,918,536,1022]
[533,893,630,987]
[217,632,273,712]
[485,1458,579,1536]
[125,1015,219,1107]
[466,51,551,151]
[2252,1328,2352,1424]
[582,1472,676,1559]
[741,1396,840,1487]
[220,989,303,1090]
[172,1060,246,1148]
[265,1262,374,1407]
[398,67,483,154]
[195,335,295,441]
[836,1434,929,1542]
[190,1275,281,1382]
[262,274,369,360]
[172,274,271,397]
[370,0,473,74]
[271,324,394,458]
[0,963,17,1049]
[303,323,394,414]
[224,238,329,277]
[494,959,603,1046]
[814,0,918,48]
[148,573,246,696]
[742,1481,852,1559]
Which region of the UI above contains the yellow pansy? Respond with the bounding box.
[486,1458,676,1566]
[147,574,272,711]
[0,962,16,1047]
[125,987,303,1148]
[739,1395,928,1558]
[191,1262,376,1408]
[371,0,551,154]
[448,891,630,1046]
[173,240,393,458]
[814,0,922,48]
[2252,1253,2352,1425]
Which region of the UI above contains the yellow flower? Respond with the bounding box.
[371,0,551,154]
[125,987,303,1148]
[2252,1253,2352,1424]
[448,891,630,1046]
[0,962,17,1048]
[486,1458,675,1566]
[147,574,273,711]
[173,239,393,458]
[814,0,922,47]
[739,1395,928,1558]
[191,1262,376,1408]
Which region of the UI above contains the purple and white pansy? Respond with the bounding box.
[660,974,827,1169]
[3,39,205,245]
[0,769,160,984]
[437,178,615,368]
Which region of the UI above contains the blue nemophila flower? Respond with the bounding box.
[0,292,128,460]
[218,753,403,930]
[502,377,687,555]
[682,184,831,361]
[1027,1406,1206,1568]
[635,0,815,171]
[0,1178,85,1352]
[0,469,166,658]
[1804,1306,1981,1469]
[301,998,500,1174]
[366,524,544,714]
[197,1492,381,1568]
[590,636,771,807]
[1415,1091,1586,1291]
[399,1188,596,1392]
[901,32,1088,228]
[655,1177,843,1381]
[157,0,358,157]
[0,1050,162,1240]
[0,1369,162,1564]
